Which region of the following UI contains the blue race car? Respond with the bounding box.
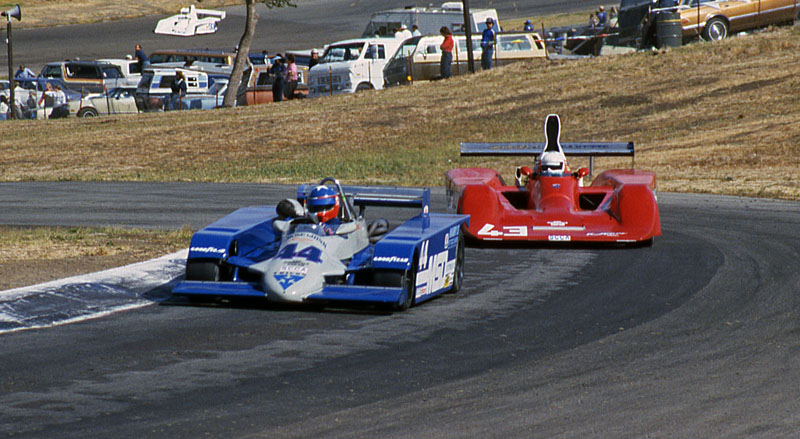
[173,178,469,311]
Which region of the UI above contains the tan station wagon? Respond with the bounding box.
[678,0,798,41]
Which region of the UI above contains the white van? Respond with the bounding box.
[362,2,500,37]
[134,67,211,112]
[307,37,405,98]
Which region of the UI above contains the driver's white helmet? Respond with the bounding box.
[539,151,567,174]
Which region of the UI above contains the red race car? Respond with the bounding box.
[446,114,661,245]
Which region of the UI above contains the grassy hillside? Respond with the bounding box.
[2,25,799,200]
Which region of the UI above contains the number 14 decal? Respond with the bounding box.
[477,223,527,237]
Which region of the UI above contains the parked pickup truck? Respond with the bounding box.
[307,37,406,98]
[38,61,127,94]
[384,32,547,86]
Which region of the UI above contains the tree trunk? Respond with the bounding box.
[222,0,258,107]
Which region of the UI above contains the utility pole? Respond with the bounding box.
[461,0,474,74]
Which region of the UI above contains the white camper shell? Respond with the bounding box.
[307,37,406,98]
[362,2,500,37]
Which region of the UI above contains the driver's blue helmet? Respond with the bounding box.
[307,185,340,222]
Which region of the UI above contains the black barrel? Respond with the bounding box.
[656,11,682,48]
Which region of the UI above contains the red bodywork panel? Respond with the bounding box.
[445,167,661,244]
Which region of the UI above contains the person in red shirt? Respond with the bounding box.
[439,26,454,79]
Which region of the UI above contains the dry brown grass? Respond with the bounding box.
[0,226,192,290]
[2,25,799,200]
[4,0,240,28]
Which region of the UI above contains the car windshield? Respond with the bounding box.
[320,43,365,63]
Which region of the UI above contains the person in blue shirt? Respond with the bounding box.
[523,19,534,32]
[134,44,148,74]
[596,6,608,26]
[481,17,496,70]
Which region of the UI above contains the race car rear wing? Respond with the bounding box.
[460,141,635,176]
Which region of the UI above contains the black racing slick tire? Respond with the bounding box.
[393,257,417,311]
[702,17,728,41]
[185,260,220,281]
[447,231,465,294]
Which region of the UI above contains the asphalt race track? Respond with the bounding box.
[1,183,799,438]
[11,0,608,72]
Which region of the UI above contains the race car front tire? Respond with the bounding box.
[185,260,220,281]
[393,255,418,311]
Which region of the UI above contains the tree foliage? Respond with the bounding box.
[222,0,297,107]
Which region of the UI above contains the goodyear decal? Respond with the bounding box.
[189,246,226,254]
[373,256,409,264]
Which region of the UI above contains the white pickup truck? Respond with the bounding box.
[307,37,406,98]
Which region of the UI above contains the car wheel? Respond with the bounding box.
[77,107,98,118]
[393,256,417,311]
[702,17,728,41]
[355,82,372,92]
[186,260,220,281]
[446,231,465,294]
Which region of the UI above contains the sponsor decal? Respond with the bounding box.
[552,184,561,189]
[291,232,328,247]
[448,225,460,248]
[415,240,454,297]
[548,220,568,227]
[548,235,571,241]
[277,264,308,275]
[586,232,627,237]
[373,255,409,264]
[273,273,304,290]
[190,246,226,254]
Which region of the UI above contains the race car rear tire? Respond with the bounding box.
[185,260,220,281]
[446,231,465,294]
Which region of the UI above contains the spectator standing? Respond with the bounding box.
[25,91,38,119]
[269,57,286,102]
[0,96,9,121]
[50,85,69,118]
[284,53,298,100]
[411,25,422,36]
[481,17,497,70]
[134,44,148,74]
[439,26,454,79]
[14,64,35,80]
[38,82,68,118]
[523,19,534,31]
[170,71,187,110]
[395,24,412,39]
[595,6,608,26]
[309,49,320,68]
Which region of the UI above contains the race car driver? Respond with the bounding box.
[307,185,342,234]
